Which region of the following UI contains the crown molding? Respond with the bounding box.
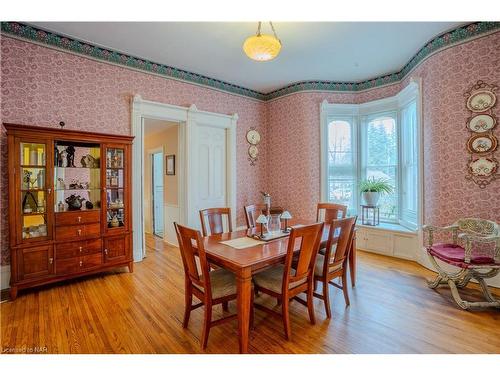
[1,22,499,102]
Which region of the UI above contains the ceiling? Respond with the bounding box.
[143,118,177,138]
[29,22,463,93]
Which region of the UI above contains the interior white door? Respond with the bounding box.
[193,126,227,228]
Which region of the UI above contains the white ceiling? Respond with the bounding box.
[143,118,177,138]
[29,22,463,93]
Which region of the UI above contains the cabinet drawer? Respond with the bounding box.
[56,253,103,275]
[56,211,100,226]
[55,239,102,259]
[55,223,101,241]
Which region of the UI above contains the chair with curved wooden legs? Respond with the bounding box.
[244,204,284,229]
[174,222,238,349]
[199,207,233,237]
[316,203,348,223]
[253,222,324,340]
[313,216,357,319]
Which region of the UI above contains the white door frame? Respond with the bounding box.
[131,95,238,262]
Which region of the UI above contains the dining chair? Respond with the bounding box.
[244,204,284,229]
[313,216,357,318]
[316,202,348,223]
[174,222,238,349]
[199,207,233,236]
[253,222,324,340]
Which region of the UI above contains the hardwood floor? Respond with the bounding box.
[1,233,499,354]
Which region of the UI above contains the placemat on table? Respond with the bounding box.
[219,237,265,249]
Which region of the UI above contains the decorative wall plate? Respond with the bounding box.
[466,134,498,154]
[246,129,261,145]
[468,157,498,177]
[467,114,496,133]
[248,145,259,159]
[466,90,496,112]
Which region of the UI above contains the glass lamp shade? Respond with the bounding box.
[256,214,268,224]
[243,34,281,62]
[281,211,292,220]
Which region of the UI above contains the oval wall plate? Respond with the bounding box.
[467,114,497,133]
[466,134,498,154]
[466,90,496,112]
[468,157,498,177]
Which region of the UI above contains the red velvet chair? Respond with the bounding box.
[423,218,500,309]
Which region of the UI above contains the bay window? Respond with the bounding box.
[320,81,421,230]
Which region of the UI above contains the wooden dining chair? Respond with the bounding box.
[244,204,284,229]
[313,216,357,318]
[199,207,233,236]
[253,222,324,340]
[174,222,238,349]
[316,202,348,222]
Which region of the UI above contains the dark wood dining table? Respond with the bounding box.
[201,222,356,353]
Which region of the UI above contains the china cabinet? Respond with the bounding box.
[5,123,134,300]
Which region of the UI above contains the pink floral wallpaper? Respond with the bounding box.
[0,36,268,265]
[266,32,500,226]
[1,31,499,267]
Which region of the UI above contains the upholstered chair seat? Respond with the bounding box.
[314,253,343,277]
[253,265,307,294]
[194,268,238,299]
[429,243,498,269]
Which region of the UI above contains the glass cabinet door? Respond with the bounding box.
[18,140,52,242]
[104,145,127,232]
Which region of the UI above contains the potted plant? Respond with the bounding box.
[359,177,394,206]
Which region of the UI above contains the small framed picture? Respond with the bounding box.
[166,154,175,175]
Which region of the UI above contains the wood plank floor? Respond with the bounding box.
[1,234,499,354]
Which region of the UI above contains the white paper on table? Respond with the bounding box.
[219,237,265,249]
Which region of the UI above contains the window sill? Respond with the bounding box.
[356,222,417,235]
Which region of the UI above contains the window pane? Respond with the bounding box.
[327,119,356,214]
[364,115,398,221]
[401,100,418,227]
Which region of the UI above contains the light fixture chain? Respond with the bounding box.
[269,22,280,43]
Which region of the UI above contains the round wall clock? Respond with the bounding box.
[466,90,496,112]
[246,129,261,145]
[466,134,498,154]
[248,145,259,159]
[467,114,496,133]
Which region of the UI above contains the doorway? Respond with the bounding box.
[151,152,164,238]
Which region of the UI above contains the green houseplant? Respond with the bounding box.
[359,177,394,206]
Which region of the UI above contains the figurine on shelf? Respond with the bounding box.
[59,149,67,167]
[110,214,120,227]
[81,154,99,168]
[85,201,94,210]
[66,145,76,167]
[65,194,85,210]
[57,201,65,212]
[57,178,66,190]
[54,146,60,167]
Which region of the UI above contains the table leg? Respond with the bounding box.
[349,236,356,287]
[237,267,252,354]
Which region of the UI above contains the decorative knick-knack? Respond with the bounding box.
[85,201,94,210]
[57,201,65,212]
[59,150,67,167]
[66,145,76,167]
[110,214,119,227]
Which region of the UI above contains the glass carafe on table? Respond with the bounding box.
[267,213,282,234]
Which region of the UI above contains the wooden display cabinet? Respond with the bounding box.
[5,123,134,300]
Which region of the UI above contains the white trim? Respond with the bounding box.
[1,265,10,291]
[131,96,238,262]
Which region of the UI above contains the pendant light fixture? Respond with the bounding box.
[243,22,282,62]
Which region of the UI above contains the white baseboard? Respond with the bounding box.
[1,265,11,291]
[236,225,247,231]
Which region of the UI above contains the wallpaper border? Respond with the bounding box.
[1,21,499,101]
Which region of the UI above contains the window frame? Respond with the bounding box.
[320,81,422,230]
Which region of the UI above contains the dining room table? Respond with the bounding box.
[200,221,356,353]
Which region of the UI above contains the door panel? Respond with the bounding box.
[17,245,54,280]
[194,126,227,225]
[104,235,129,264]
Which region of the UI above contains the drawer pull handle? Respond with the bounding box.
[79,246,83,253]
[77,229,82,236]
[79,260,83,267]
[77,216,81,223]
[49,257,53,264]
[104,248,108,255]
